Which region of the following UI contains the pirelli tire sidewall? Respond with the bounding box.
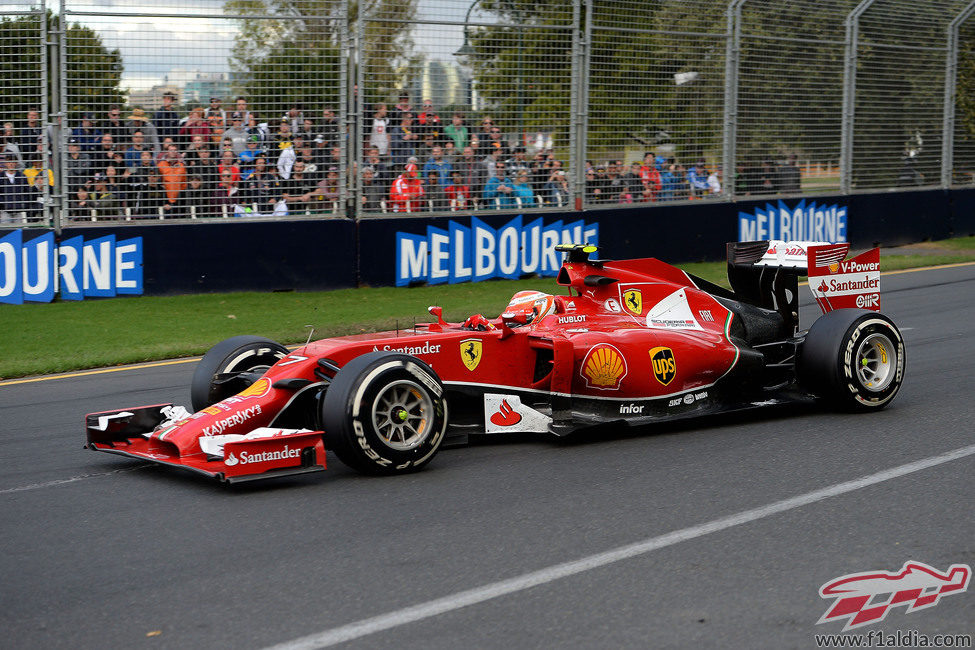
[190,335,289,411]
[321,352,448,475]
[799,309,906,411]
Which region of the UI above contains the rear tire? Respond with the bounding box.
[321,352,448,475]
[191,335,288,411]
[799,309,905,411]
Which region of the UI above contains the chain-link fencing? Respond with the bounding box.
[3,0,975,228]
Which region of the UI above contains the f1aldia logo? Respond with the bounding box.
[817,561,971,631]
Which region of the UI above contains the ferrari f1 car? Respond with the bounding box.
[86,241,905,482]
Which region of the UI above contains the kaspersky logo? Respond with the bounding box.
[817,561,971,631]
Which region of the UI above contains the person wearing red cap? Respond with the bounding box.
[389,160,424,213]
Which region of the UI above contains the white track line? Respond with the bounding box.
[0,464,151,495]
[264,443,975,650]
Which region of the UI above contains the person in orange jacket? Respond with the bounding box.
[157,143,187,214]
[389,160,424,213]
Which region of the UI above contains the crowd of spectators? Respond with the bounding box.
[0,94,808,223]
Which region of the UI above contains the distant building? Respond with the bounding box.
[183,74,233,105]
[410,60,472,111]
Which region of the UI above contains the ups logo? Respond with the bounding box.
[649,347,676,386]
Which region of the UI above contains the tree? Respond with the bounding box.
[0,11,124,123]
[224,0,419,117]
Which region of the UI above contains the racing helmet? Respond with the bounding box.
[501,290,556,327]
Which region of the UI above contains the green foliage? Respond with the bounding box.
[0,11,124,122]
[224,0,419,116]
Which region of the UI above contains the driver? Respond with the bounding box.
[462,290,556,331]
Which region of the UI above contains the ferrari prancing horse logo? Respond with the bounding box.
[623,289,643,315]
[461,339,482,371]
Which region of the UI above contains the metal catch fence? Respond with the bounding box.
[2,0,975,228]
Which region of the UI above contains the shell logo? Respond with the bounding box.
[829,263,839,273]
[580,344,628,389]
[238,378,270,398]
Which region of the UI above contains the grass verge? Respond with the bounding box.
[2,241,973,379]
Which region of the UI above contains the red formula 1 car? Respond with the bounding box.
[86,242,905,482]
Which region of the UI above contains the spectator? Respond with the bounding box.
[240,156,277,212]
[483,164,516,208]
[425,170,447,211]
[20,109,43,154]
[368,103,390,157]
[278,159,314,204]
[707,165,722,194]
[179,107,212,144]
[365,147,393,189]
[125,150,156,216]
[126,108,161,154]
[656,157,675,202]
[101,105,128,148]
[70,186,94,220]
[1,122,24,168]
[483,124,510,159]
[416,99,441,141]
[205,97,226,127]
[154,91,181,142]
[320,107,339,149]
[224,112,250,155]
[275,119,293,147]
[295,117,316,143]
[158,143,187,214]
[25,173,45,222]
[444,170,471,210]
[780,154,801,192]
[483,148,505,181]
[389,162,424,213]
[585,169,601,203]
[211,170,241,216]
[759,160,778,193]
[71,113,102,153]
[247,113,269,147]
[143,172,166,216]
[602,161,625,203]
[238,134,265,168]
[295,145,321,182]
[300,166,340,208]
[670,161,690,199]
[218,149,241,184]
[423,145,452,187]
[188,146,217,189]
[640,153,662,202]
[454,145,485,201]
[280,103,304,134]
[390,114,419,168]
[89,173,120,217]
[172,174,206,216]
[390,92,412,126]
[544,168,570,206]
[443,112,468,151]
[686,159,710,198]
[507,147,530,179]
[234,96,251,126]
[360,165,385,212]
[623,162,642,199]
[124,130,153,169]
[442,140,458,166]
[530,151,550,194]
[95,133,119,172]
[0,153,30,223]
[65,137,89,182]
[277,141,296,180]
[511,170,536,207]
[23,154,53,189]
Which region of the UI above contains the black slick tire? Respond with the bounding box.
[321,351,448,475]
[799,309,905,411]
[191,335,289,411]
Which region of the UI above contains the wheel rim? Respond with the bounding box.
[855,333,896,392]
[371,380,434,450]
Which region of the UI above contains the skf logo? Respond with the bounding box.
[818,561,971,631]
[581,344,627,389]
[238,378,270,398]
[460,339,482,371]
[623,289,642,315]
[649,347,676,386]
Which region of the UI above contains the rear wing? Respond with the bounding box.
[727,240,881,330]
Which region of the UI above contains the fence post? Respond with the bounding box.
[570,0,588,211]
[943,1,975,188]
[840,0,875,194]
[722,0,745,202]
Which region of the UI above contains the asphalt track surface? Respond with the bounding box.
[2,265,974,650]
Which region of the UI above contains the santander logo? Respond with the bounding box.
[490,399,523,427]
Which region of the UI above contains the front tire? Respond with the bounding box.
[799,309,905,411]
[321,352,448,475]
[191,335,289,411]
